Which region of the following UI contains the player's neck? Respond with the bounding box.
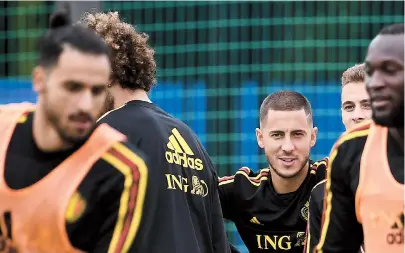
[32,108,73,152]
[389,127,404,151]
[113,88,151,109]
[270,162,309,194]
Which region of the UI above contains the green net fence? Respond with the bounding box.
[0,1,403,251]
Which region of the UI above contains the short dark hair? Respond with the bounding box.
[259,91,313,124]
[341,63,365,86]
[379,23,404,35]
[38,7,111,68]
[80,11,157,92]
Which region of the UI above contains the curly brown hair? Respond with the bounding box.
[80,11,157,91]
[341,63,365,86]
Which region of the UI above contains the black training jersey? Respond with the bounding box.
[314,122,404,253]
[218,159,328,253]
[97,100,230,253]
[305,181,365,253]
[305,179,326,253]
[3,111,159,253]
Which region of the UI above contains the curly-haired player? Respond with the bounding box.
[81,11,231,253]
[81,11,157,113]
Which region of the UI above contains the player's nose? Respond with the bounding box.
[352,108,366,124]
[76,91,94,111]
[281,139,295,152]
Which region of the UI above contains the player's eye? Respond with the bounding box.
[270,133,283,138]
[343,105,354,111]
[361,103,371,110]
[364,66,373,76]
[65,82,83,92]
[92,87,106,96]
[293,132,304,137]
[383,65,397,75]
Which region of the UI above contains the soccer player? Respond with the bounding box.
[340,63,372,130]
[305,63,371,253]
[0,10,155,253]
[81,11,230,253]
[314,23,404,253]
[218,91,328,253]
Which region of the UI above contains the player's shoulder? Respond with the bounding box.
[309,157,329,182]
[94,140,149,181]
[218,166,270,188]
[310,157,329,173]
[0,102,35,114]
[309,179,327,211]
[312,179,326,191]
[334,120,371,151]
[97,104,128,124]
[102,140,147,168]
[311,179,326,198]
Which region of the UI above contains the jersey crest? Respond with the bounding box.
[301,200,309,221]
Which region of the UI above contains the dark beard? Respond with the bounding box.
[373,104,404,128]
[46,110,93,146]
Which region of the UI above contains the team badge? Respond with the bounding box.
[300,200,309,221]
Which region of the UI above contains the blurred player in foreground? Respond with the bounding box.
[0,10,154,253]
[314,23,404,253]
[218,91,328,253]
[81,11,230,253]
[305,63,371,253]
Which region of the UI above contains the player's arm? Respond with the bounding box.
[217,173,237,221]
[210,174,232,253]
[314,140,364,253]
[89,141,152,253]
[304,180,326,253]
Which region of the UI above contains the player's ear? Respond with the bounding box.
[256,128,265,148]
[32,66,46,94]
[310,126,318,147]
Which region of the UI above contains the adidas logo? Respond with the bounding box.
[165,128,204,171]
[250,217,263,226]
[391,213,404,229]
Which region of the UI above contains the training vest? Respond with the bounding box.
[356,123,404,253]
[0,103,126,253]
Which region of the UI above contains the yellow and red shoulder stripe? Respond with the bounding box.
[333,120,372,150]
[310,157,329,174]
[219,167,270,187]
[18,108,35,123]
[101,142,148,253]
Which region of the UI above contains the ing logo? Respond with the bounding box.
[165,174,209,197]
[165,128,204,170]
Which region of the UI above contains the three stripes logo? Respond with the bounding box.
[250,217,263,226]
[387,212,404,245]
[165,128,204,171]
